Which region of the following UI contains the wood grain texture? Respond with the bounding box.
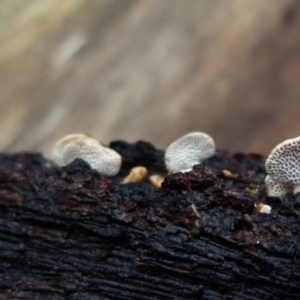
[1,143,300,299]
[1,0,300,157]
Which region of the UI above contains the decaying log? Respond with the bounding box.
[0,141,300,300]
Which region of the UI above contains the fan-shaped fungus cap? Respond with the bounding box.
[165,132,215,173]
[265,136,300,198]
[52,133,121,176]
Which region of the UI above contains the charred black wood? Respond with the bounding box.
[0,142,299,300]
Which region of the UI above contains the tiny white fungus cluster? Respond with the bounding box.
[51,131,280,215]
[265,136,300,199]
[52,133,121,176]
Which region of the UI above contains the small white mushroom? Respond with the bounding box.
[260,204,272,214]
[165,132,215,173]
[265,136,300,198]
[121,166,147,184]
[254,203,272,214]
[52,133,121,176]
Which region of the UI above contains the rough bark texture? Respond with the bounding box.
[0,141,300,299]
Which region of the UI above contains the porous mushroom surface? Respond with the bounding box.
[52,133,121,176]
[165,132,215,173]
[264,175,287,198]
[265,136,300,197]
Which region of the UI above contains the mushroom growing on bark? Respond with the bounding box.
[165,132,215,173]
[254,202,272,214]
[52,133,121,176]
[265,136,300,199]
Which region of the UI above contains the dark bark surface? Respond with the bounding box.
[0,142,300,299]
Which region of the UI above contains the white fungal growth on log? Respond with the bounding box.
[265,136,300,198]
[52,133,121,176]
[165,132,215,173]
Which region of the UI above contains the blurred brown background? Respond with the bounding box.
[1,0,300,157]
